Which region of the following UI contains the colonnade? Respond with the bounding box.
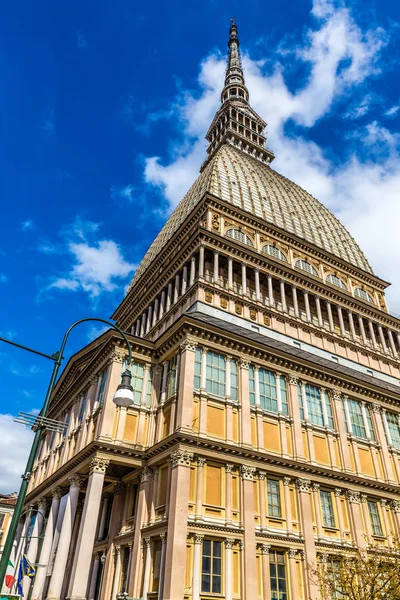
[132,246,400,362]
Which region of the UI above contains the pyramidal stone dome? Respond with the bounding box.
[130,144,372,286]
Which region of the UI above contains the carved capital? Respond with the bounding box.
[260,544,270,555]
[286,373,298,386]
[318,552,329,564]
[391,500,400,513]
[111,349,126,364]
[52,486,62,499]
[372,402,382,414]
[296,478,311,493]
[140,467,152,483]
[380,499,388,508]
[170,449,194,468]
[360,494,368,503]
[225,463,234,473]
[197,456,206,467]
[224,538,235,549]
[238,358,249,370]
[258,470,266,481]
[37,497,48,510]
[283,477,291,487]
[240,465,256,481]
[193,534,204,545]
[312,483,320,493]
[288,548,297,559]
[68,474,83,488]
[330,388,342,402]
[346,490,360,504]
[180,338,197,353]
[334,488,342,497]
[152,365,163,376]
[90,457,110,474]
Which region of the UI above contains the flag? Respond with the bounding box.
[22,555,35,579]
[5,559,16,589]
[17,558,23,597]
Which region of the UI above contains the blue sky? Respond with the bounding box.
[1,0,400,490]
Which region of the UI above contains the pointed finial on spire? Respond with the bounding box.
[222,18,248,104]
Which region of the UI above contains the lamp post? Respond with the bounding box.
[0,317,134,589]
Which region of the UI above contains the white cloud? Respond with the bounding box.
[0,415,33,493]
[50,239,136,297]
[111,184,136,204]
[0,329,17,340]
[385,104,400,118]
[141,0,400,312]
[86,324,109,341]
[21,219,34,231]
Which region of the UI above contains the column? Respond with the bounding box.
[260,545,271,600]
[382,409,393,446]
[292,286,299,318]
[97,495,110,541]
[254,366,260,407]
[128,470,151,597]
[283,478,292,534]
[326,300,334,332]
[334,489,345,542]
[258,471,266,529]
[68,458,109,600]
[141,537,152,599]
[361,402,372,441]
[239,359,252,447]
[397,332,400,352]
[182,265,188,295]
[174,274,180,303]
[295,479,318,599]
[241,263,247,295]
[280,280,287,312]
[368,320,377,349]
[387,329,397,357]
[47,475,82,600]
[32,489,62,600]
[191,534,204,600]
[391,501,400,538]
[304,291,311,322]
[372,403,395,483]
[228,257,234,290]
[188,255,196,287]
[200,348,207,391]
[162,450,193,600]
[111,545,122,600]
[255,268,261,301]
[195,457,206,520]
[337,306,346,336]
[224,539,234,600]
[347,491,366,548]
[360,494,373,543]
[175,339,197,433]
[378,324,388,354]
[312,483,323,539]
[166,282,173,311]
[135,320,141,337]
[87,553,100,600]
[346,311,356,341]
[267,274,274,306]
[24,498,47,597]
[152,298,159,328]
[286,374,305,459]
[199,245,205,279]
[146,305,153,334]
[140,364,151,406]
[225,464,233,525]
[358,315,367,345]
[240,466,257,599]
[213,250,219,283]
[315,296,323,327]
[140,312,147,338]
[157,533,167,600]
[301,383,316,463]
[288,549,298,600]
[159,290,166,319]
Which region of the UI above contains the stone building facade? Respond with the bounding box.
[11,20,400,600]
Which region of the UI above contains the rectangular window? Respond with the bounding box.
[194,348,201,390]
[77,391,88,423]
[130,362,144,404]
[368,501,383,536]
[119,546,130,592]
[98,370,108,406]
[201,539,222,594]
[206,352,226,397]
[249,367,288,415]
[267,479,281,517]
[386,412,400,449]
[0,514,5,530]
[298,384,334,428]
[230,360,238,400]
[320,490,335,528]
[344,399,375,441]
[269,551,287,600]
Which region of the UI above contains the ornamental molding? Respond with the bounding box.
[170,449,194,468]
[240,465,256,481]
[296,478,311,493]
[346,490,360,504]
[90,457,110,474]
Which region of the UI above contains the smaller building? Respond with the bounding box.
[0,493,17,560]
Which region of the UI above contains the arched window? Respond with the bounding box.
[262,244,288,262]
[295,259,319,277]
[326,274,348,291]
[354,287,375,304]
[225,228,254,247]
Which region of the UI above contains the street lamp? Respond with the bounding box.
[0,317,133,588]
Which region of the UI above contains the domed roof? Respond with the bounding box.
[130,144,372,286]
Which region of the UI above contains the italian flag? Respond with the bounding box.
[5,559,16,589]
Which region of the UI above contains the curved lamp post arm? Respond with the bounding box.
[0,317,133,589]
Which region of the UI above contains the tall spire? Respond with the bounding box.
[221,18,249,105]
[201,19,274,172]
